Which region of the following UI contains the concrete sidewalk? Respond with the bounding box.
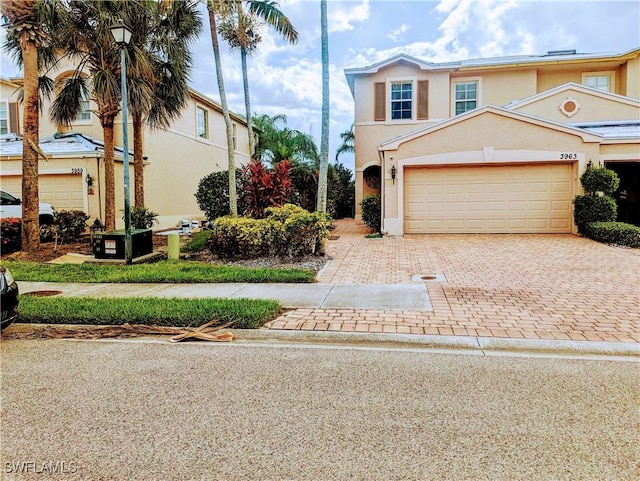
[19,281,432,311]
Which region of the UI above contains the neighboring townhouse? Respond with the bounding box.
[345,48,640,235]
[0,63,250,230]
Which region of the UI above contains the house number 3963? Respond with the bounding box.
[71,168,83,174]
[560,153,578,160]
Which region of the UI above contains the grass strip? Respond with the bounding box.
[17,296,281,329]
[4,260,316,284]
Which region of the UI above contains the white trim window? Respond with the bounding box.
[197,106,208,139]
[454,80,479,115]
[75,92,91,123]
[582,72,614,92]
[0,101,8,134]
[391,82,413,120]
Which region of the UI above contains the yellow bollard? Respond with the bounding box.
[167,233,180,260]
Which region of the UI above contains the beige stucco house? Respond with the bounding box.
[1,63,250,230]
[345,48,640,235]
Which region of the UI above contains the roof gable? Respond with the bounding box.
[379,105,603,151]
[507,82,640,110]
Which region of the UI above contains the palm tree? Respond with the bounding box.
[127,0,201,207]
[207,0,238,215]
[218,0,298,158]
[316,0,329,213]
[50,0,151,230]
[1,0,59,251]
[252,113,318,165]
[335,123,354,161]
[252,113,319,212]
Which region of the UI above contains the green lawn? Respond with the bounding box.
[18,296,281,329]
[4,260,316,283]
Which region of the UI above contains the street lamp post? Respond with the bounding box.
[110,20,133,265]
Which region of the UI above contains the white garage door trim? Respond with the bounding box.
[0,169,88,213]
[403,163,574,234]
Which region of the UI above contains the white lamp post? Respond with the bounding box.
[109,20,133,264]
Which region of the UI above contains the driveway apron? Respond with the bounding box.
[266,219,640,343]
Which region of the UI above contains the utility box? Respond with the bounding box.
[93,229,153,260]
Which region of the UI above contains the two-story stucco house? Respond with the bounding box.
[345,48,640,235]
[0,61,250,230]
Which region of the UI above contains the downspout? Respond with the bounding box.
[378,148,387,234]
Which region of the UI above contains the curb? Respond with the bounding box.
[231,329,640,359]
[5,324,639,359]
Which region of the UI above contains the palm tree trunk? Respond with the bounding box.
[316,0,330,214]
[208,6,238,216]
[133,112,144,207]
[103,122,116,230]
[241,47,256,159]
[21,39,40,252]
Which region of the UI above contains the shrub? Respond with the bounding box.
[207,216,277,259]
[580,166,620,195]
[573,195,617,232]
[195,169,246,221]
[207,204,331,259]
[53,210,90,244]
[360,194,381,232]
[129,206,158,229]
[583,222,640,248]
[183,230,213,252]
[0,218,21,254]
[243,159,293,218]
[267,205,332,257]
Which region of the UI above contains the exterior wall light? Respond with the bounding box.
[391,164,397,184]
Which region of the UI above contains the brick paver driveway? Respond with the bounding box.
[268,220,639,342]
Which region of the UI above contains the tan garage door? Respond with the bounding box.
[1,173,84,212]
[404,163,573,234]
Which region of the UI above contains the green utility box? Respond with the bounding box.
[92,229,153,259]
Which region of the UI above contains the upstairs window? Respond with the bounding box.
[197,106,208,139]
[374,79,428,122]
[391,82,412,120]
[0,102,7,134]
[75,92,91,122]
[583,73,612,92]
[454,81,478,115]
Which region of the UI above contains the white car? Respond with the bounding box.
[0,189,55,228]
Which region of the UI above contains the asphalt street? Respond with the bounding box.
[1,339,638,481]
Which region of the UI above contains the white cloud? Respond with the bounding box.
[328,0,370,33]
[387,24,410,43]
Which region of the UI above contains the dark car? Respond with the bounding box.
[1,265,19,330]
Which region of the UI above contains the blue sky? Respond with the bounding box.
[2,0,639,173]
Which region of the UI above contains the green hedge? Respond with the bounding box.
[573,195,617,232]
[580,166,620,195]
[360,195,381,232]
[207,204,332,259]
[583,222,640,248]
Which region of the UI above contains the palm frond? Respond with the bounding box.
[247,0,298,44]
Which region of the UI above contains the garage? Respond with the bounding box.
[404,163,573,234]
[0,172,85,212]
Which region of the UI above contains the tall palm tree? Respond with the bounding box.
[218,0,298,158]
[252,113,319,212]
[127,0,201,207]
[207,0,238,215]
[252,113,318,165]
[1,0,59,251]
[335,123,354,161]
[50,0,150,230]
[316,0,329,213]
